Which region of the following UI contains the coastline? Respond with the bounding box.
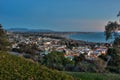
[65,32,113,43]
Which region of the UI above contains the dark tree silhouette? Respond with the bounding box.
[105,21,120,41]
[0,24,10,51]
[104,12,120,73]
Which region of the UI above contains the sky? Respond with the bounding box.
[0,0,120,32]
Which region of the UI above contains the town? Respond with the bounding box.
[1,0,120,79]
[8,32,110,62]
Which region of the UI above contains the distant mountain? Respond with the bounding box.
[29,29,54,32]
[7,28,54,32]
[7,28,28,32]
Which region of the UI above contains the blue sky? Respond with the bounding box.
[0,0,120,31]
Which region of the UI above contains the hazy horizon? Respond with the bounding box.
[0,0,120,32]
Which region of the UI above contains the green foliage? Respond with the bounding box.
[105,21,120,41]
[104,14,120,73]
[16,43,37,55]
[0,51,74,80]
[67,72,120,80]
[74,59,106,73]
[106,48,120,73]
[42,51,74,70]
[74,54,85,66]
[74,54,106,73]
[113,37,120,48]
[0,24,10,51]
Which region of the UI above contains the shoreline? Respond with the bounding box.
[13,31,111,44]
[64,32,113,44]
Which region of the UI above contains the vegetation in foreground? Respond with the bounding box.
[0,51,74,80]
[67,72,120,80]
[1,51,120,80]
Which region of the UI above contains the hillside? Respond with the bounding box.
[0,51,74,80]
[1,51,120,80]
[6,28,54,32]
[67,72,120,80]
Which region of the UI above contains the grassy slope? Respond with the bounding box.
[1,51,120,80]
[0,51,74,80]
[67,72,120,80]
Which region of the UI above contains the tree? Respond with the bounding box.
[105,21,120,40]
[0,24,5,36]
[42,51,74,71]
[104,12,120,73]
[0,24,10,51]
[74,54,85,66]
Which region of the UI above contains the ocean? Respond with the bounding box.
[68,32,114,43]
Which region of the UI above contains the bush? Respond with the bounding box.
[0,51,74,80]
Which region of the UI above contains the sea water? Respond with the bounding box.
[69,32,114,43]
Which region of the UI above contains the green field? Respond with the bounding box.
[67,72,120,80]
